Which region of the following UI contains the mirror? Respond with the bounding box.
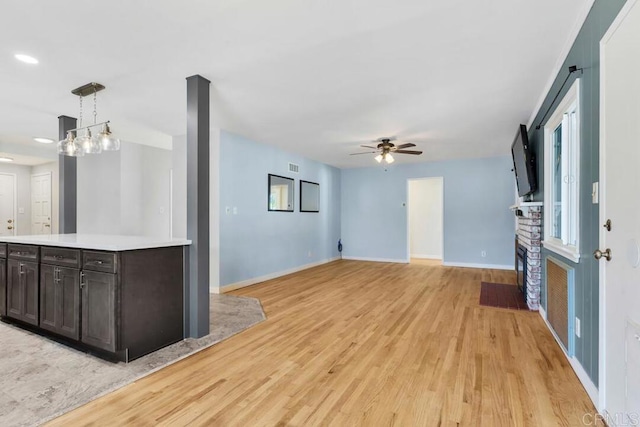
[300,180,320,212]
[268,174,294,212]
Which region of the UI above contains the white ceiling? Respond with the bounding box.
[0,152,53,166]
[0,0,590,168]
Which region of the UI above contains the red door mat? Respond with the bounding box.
[479,282,530,310]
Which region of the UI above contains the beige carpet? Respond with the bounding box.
[0,294,266,427]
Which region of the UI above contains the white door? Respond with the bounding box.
[31,172,52,235]
[0,173,16,236]
[600,0,640,421]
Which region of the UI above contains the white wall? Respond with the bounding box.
[0,163,31,235]
[77,142,172,237]
[408,177,443,259]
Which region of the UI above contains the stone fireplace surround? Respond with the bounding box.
[514,204,543,310]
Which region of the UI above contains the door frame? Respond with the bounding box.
[31,171,52,235]
[406,177,444,263]
[598,0,639,413]
[0,172,18,236]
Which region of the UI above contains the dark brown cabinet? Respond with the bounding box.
[40,264,80,340]
[1,242,184,362]
[81,270,116,352]
[7,259,39,326]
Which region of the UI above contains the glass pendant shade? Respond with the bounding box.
[77,128,102,154]
[375,154,383,163]
[385,154,394,164]
[57,131,85,157]
[97,123,120,151]
[67,137,84,157]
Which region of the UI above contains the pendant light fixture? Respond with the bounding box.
[58,82,119,157]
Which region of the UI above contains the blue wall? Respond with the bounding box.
[528,0,627,386]
[341,156,515,267]
[219,131,342,286]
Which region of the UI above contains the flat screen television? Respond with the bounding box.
[511,124,537,197]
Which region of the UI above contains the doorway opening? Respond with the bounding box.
[407,177,444,265]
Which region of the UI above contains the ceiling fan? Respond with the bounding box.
[350,137,423,163]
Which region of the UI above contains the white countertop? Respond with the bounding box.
[0,234,192,251]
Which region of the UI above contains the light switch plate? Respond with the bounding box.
[576,317,581,338]
[592,182,599,204]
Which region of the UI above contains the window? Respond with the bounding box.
[544,79,580,262]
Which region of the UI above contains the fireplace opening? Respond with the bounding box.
[515,239,527,300]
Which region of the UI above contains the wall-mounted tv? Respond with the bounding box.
[511,124,537,197]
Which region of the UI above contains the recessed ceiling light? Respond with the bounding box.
[34,137,54,144]
[15,54,38,64]
[0,157,14,163]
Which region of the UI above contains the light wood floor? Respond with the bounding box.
[48,260,601,426]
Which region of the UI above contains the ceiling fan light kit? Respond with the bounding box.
[351,137,422,164]
[57,82,121,157]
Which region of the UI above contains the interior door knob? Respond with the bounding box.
[7,219,12,223]
[7,226,13,230]
[594,248,612,261]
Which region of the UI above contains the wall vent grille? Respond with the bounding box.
[288,163,299,173]
[546,257,575,355]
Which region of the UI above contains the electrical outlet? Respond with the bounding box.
[575,317,581,338]
[481,250,487,258]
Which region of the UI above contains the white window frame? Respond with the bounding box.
[543,79,581,263]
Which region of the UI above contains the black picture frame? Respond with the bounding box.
[300,180,320,213]
[268,174,295,212]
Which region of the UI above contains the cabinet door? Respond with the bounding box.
[40,264,57,332]
[22,261,39,326]
[0,258,6,317]
[58,266,80,340]
[6,260,22,320]
[81,271,116,352]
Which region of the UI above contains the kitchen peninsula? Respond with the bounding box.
[0,234,191,362]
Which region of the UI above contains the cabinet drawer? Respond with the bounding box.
[41,247,81,268]
[83,251,117,273]
[8,244,39,261]
[0,243,6,258]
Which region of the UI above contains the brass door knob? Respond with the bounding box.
[7,219,12,224]
[594,248,612,261]
[7,226,13,230]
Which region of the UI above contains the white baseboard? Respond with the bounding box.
[219,257,340,293]
[442,261,513,270]
[410,254,443,260]
[342,256,410,264]
[538,308,599,407]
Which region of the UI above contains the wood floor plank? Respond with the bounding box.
[47,260,602,426]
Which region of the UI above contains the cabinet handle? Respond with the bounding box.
[19,263,24,274]
[55,268,60,282]
[80,271,85,289]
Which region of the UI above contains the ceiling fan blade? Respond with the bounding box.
[395,143,416,149]
[394,150,423,155]
[350,151,377,155]
[360,144,378,149]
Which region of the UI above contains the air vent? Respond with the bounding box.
[288,163,299,173]
[546,257,575,355]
